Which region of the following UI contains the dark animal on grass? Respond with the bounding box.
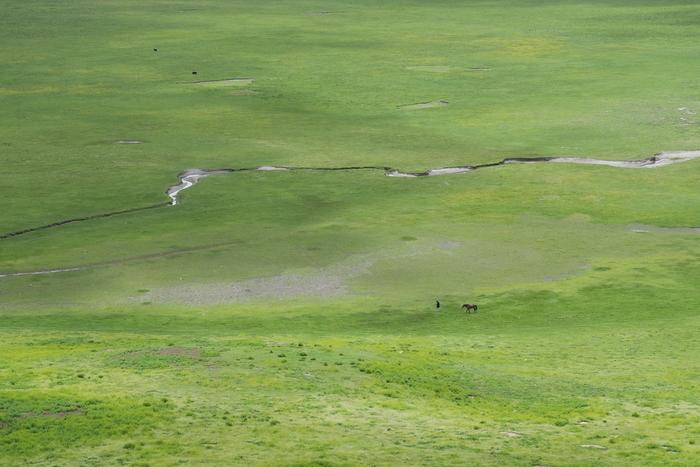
[153,48,158,52]
[192,71,198,75]
[462,304,478,313]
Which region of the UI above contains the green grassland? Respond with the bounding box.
[2,0,700,465]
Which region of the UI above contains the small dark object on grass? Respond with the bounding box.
[192,71,198,75]
[462,303,478,313]
[436,299,440,310]
[153,48,158,52]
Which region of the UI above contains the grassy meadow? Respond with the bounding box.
[2,0,700,465]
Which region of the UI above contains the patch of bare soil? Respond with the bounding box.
[141,256,375,306]
[136,240,456,305]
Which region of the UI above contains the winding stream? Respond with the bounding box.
[165,150,700,204]
[3,150,700,243]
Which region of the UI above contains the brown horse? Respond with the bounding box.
[462,304,478,313]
